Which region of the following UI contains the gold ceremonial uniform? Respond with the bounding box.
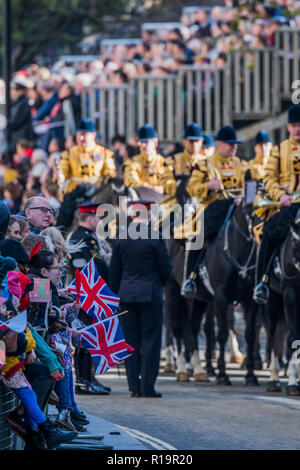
[59,144,116,193]
[123,152,165,188]
[247,153,265,182]
[264,137,300,201]
[161,150,206,197]
[186,150,244,207]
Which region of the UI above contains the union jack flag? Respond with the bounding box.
[80,317,134,374]
[68,259,120,321]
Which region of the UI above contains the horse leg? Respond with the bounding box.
[162,305,175,373]
[163,278,182,376]
[283,286,300,396]
[189,299,209,382]
[241,300,259,386]
[253,321,264,371]
[215,295,232,385]
[204,303,216,377]
[266,291,282,392]
[227,305,244,364]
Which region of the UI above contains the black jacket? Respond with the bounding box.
[69,225,109,283]
[109,223,172,304]
[9,95,34,149]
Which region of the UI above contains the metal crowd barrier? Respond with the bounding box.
[82,65,231,145]
[0,381,17,450]
[275,27,300,98]
[229,48,279,118]
[80,27,300,145]
[179,65,231,134]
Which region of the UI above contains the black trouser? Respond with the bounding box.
[120,302,163,395]
[185,199,234,280]
[74,347,94,383]
[24,361,54,413]
[256,204,300,282]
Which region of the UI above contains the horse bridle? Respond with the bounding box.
[223,206,257,277]
[280,226,300,280]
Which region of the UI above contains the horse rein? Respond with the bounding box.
[279,229,300,280]
[223,209,256,276]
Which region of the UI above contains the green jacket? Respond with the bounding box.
[28,325,63,373]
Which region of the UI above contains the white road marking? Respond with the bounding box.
[117,425,177,450]
[253,396,300,408]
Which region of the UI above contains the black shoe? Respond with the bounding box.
[69,416,87,432]
[70,410,90,425]
[253,282,269,304]
[91,378,111,392]
[24,427,47,450]
[130,392,141,397]
[181,279,197,297]
[38,419,78,450]
[141,391,162,398]
[75,380,110,395]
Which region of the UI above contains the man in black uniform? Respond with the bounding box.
[109,201,172,397]
[69,202,111,395]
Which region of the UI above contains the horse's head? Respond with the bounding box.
[290,210,300,261]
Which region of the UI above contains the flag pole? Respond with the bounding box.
[99,310,128,324]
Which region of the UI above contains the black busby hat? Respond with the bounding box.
[216,125,243,144]
[183,123,203,141]
[202,133,215,148]
[288,105,300,124]
[0,239,30,265]
[254,130,271,145]
[76,118,97,133]
[137,124,158,142]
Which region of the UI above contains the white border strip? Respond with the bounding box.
[117,425,177,450]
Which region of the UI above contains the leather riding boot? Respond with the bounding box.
[181,244,205,297]
[253,236,272,304]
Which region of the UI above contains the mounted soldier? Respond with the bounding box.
[160,123,205,207]
[123,124,165,192]
[59,118,116,194]
[253,104,300,304]
[181,125,245,296]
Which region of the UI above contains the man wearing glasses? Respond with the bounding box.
[23,197,54,234]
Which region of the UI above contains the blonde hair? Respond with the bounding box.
[41,226,84,265]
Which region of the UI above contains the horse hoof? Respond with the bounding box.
[254,359,263,371]
[194,373,210,382]
[266,381,281,393]
[216,375,232,386]
[245,375,259,386]
[230,354,244,364]
[177,372,189,382]
[286,384,300,396]
[164,363,175,373]
[206,367,216,377]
